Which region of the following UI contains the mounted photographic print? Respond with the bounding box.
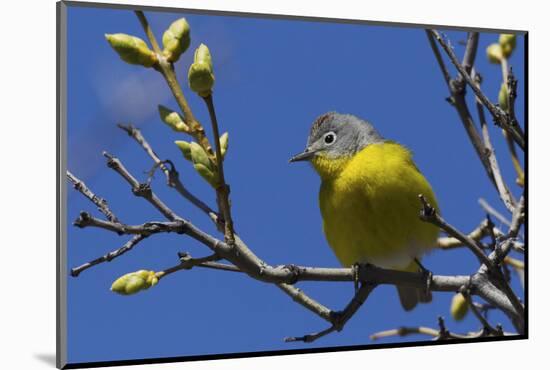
[57,1,527,368]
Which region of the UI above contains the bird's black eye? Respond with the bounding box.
[324,132,336,145]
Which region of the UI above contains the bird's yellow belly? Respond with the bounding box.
[321,186,420,269]
[318,154,439,269]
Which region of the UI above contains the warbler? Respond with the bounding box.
[290,112,439,311]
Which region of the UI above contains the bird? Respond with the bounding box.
[289,112,439,311]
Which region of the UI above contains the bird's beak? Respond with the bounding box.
[289,148,315,163]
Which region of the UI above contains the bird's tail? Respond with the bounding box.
[396,261,432,311]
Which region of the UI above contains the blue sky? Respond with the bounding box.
[65,4,525,364]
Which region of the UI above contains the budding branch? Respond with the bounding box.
[66,12,525,344]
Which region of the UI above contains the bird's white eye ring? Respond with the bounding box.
[324,132,336,145]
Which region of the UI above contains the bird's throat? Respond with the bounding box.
[311,154,352,181]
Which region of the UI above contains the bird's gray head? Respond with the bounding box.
[289,112,383,163]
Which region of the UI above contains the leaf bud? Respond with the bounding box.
[105,33,157,67]
[193,163,219,187]
[110,270,158,295]
[193,43,213,70]
[450,293,469,321]
[162,18,191,63]
[189,142,213,170]
[486,43,503,64]
[499,34,516,59]
[158,105,189,132]
[219,132,229,158]
[188,44,215,97]
[175,140,193,161]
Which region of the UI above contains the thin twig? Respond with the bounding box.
[71,235,148,277]
[370,324,511,341]
[67,170,119,223]
[504,256,524,270]
[157,252,222,279]
[117,123,219,223]
[474,71,516,212]
[203,95,235,244]
[73,212,185,235]
[479,198,512,228]
[370,326,479,341]
[277,283,333,322]
[498,62,525,187]
[460,288,501,335]
[507,195,525,240]
[103,151,179,221]
[427,32,504,203]
[284,283,376,343]
[425,30,452,87]
[419,195,492,268]
[437,219,491,249]
[428,29,524,150]
[460,32,479,77]
[134,10,213,156]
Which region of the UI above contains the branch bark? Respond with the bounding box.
[427,29,524,150]
[426,30,516,213]
[117,123,219,223]
[134,10,214,156]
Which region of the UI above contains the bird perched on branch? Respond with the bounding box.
[290,112,439,311]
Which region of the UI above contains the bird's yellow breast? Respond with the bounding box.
[312,142,439,269]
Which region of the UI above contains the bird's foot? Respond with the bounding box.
[351,263,362,294]
[414,258,433,295]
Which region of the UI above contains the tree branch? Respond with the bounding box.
[425,30,452,86]
[69,139,524,340]
[71,235,148,277]
[67,170,120,223]
[103,151,180,221]
[134,10,214,156]
[203,95,236,244]
[67,15,525,343]
[117,123,219,224]
[428,29,524,150]
[285,283,376,343]
[73,211,185,236]
[419,195,492,267]
[426,31,516,213]
[370,317,511,341]
[460,288,502,336]
[474,71,517,212]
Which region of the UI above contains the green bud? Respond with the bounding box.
[162,18,191,63]
[135,269,151,279]
[189,142,213,170]
[105,33,157,67]
[158,105,189,132]
[219,132,229,158]
[498,83,509,112]
[499,34,516,59]
[194,43,213,70]
[486,43,503,64]
[110,270,157,295]
[450,293,469,321]
[193,163,219,187]
[188,62,215,97]
[175,140,193,161]
[124,274,146,295]
[149,275,159,286]
[188,44,215,97]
